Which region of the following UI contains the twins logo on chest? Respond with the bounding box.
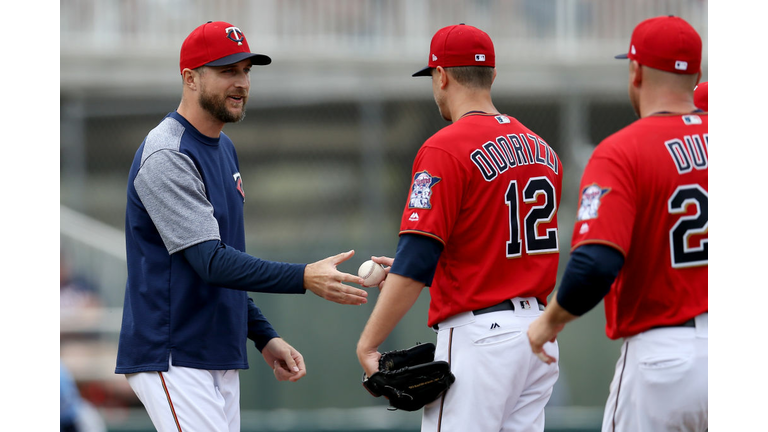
[233,172,245,200]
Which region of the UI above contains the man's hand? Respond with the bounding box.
[527,295,576,364]
[357,344,382,379]
[527,314,562,364]
[262,338,306,382]
[369,256,394,291]
[304,250,368,305]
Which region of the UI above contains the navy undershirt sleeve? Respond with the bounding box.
[556,244,625,316]
[247,297,279,352]
[183,240,306,294]
[389,234,444,286]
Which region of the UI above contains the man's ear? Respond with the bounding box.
[181,68,198,91]
[435,66,448,90]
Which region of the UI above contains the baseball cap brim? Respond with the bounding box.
[206,52,272,67]
[614,53,629,59]
[412,66,433,77]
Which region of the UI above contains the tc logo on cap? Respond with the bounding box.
[226,26,244,45]
[475,54,486,61]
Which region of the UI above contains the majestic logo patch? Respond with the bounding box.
[409,171,441,209]
[577,184,610,221]
[409,212,420,222]
[233,172,245,200]
[226,26,245,45]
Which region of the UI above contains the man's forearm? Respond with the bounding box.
[357,273,424,352]
[542,295,580,327]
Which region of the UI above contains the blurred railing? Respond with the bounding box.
[60,204,127,308]
[60,0,708,99]
[61,0,708,60]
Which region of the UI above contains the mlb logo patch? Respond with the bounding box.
[409,171,441,209]
[475,54,485,61]
[682,115,702,125]
[577,184,610,221]
[675,60,688,71]
[519,300,531,310]
[495,115,510,124]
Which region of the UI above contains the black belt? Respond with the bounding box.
[473,299,545,315]
[432,300,545,330]
[653,318,696,330]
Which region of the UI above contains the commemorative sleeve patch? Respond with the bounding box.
[409,171,441,209]
[577,184,611,221]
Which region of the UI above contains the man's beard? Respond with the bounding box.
[199,88,247,123]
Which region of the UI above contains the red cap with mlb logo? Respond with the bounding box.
[615,16,701,74]
[413,24,495,77]
[179,21,271,74]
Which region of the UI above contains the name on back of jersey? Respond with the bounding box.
[469,133,559,182]
[664,133,708,174]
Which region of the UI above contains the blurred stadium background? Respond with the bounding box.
[59,1,707,431]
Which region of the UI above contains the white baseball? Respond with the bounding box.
[358,260,386,287]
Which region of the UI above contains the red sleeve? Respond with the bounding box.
[399,145,468,245]
[571,142,637,256]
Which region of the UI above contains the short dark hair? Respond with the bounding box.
[445,66,494,89]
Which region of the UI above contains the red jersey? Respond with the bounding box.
[571,113,708,339]
[399,113,563,327]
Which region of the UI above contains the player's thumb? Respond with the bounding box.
[332,250,355,265]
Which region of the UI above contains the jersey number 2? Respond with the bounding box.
[505,177,558,257]
[668,184,708,268]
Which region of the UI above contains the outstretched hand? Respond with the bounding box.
[304,250,369,305]
[262,338,306,382]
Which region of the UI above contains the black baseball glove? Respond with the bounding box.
[362,342,455,411]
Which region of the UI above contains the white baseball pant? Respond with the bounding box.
[602,312,708,431]
[126,355,241,432]
[422,297,560,432]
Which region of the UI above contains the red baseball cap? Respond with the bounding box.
[179,21,271,75]
[694,81,708,111]
[413,24,495,77]
[615,16,701,74]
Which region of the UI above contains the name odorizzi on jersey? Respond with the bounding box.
[469,133,559,182]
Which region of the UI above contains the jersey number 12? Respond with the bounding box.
[505,177,559,258]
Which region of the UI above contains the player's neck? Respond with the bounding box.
[177,101,225,138]
[449,92,498,123]
[639,88,698,118]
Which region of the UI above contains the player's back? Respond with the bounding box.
[574,113,708,338]
[401,113,563,326]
